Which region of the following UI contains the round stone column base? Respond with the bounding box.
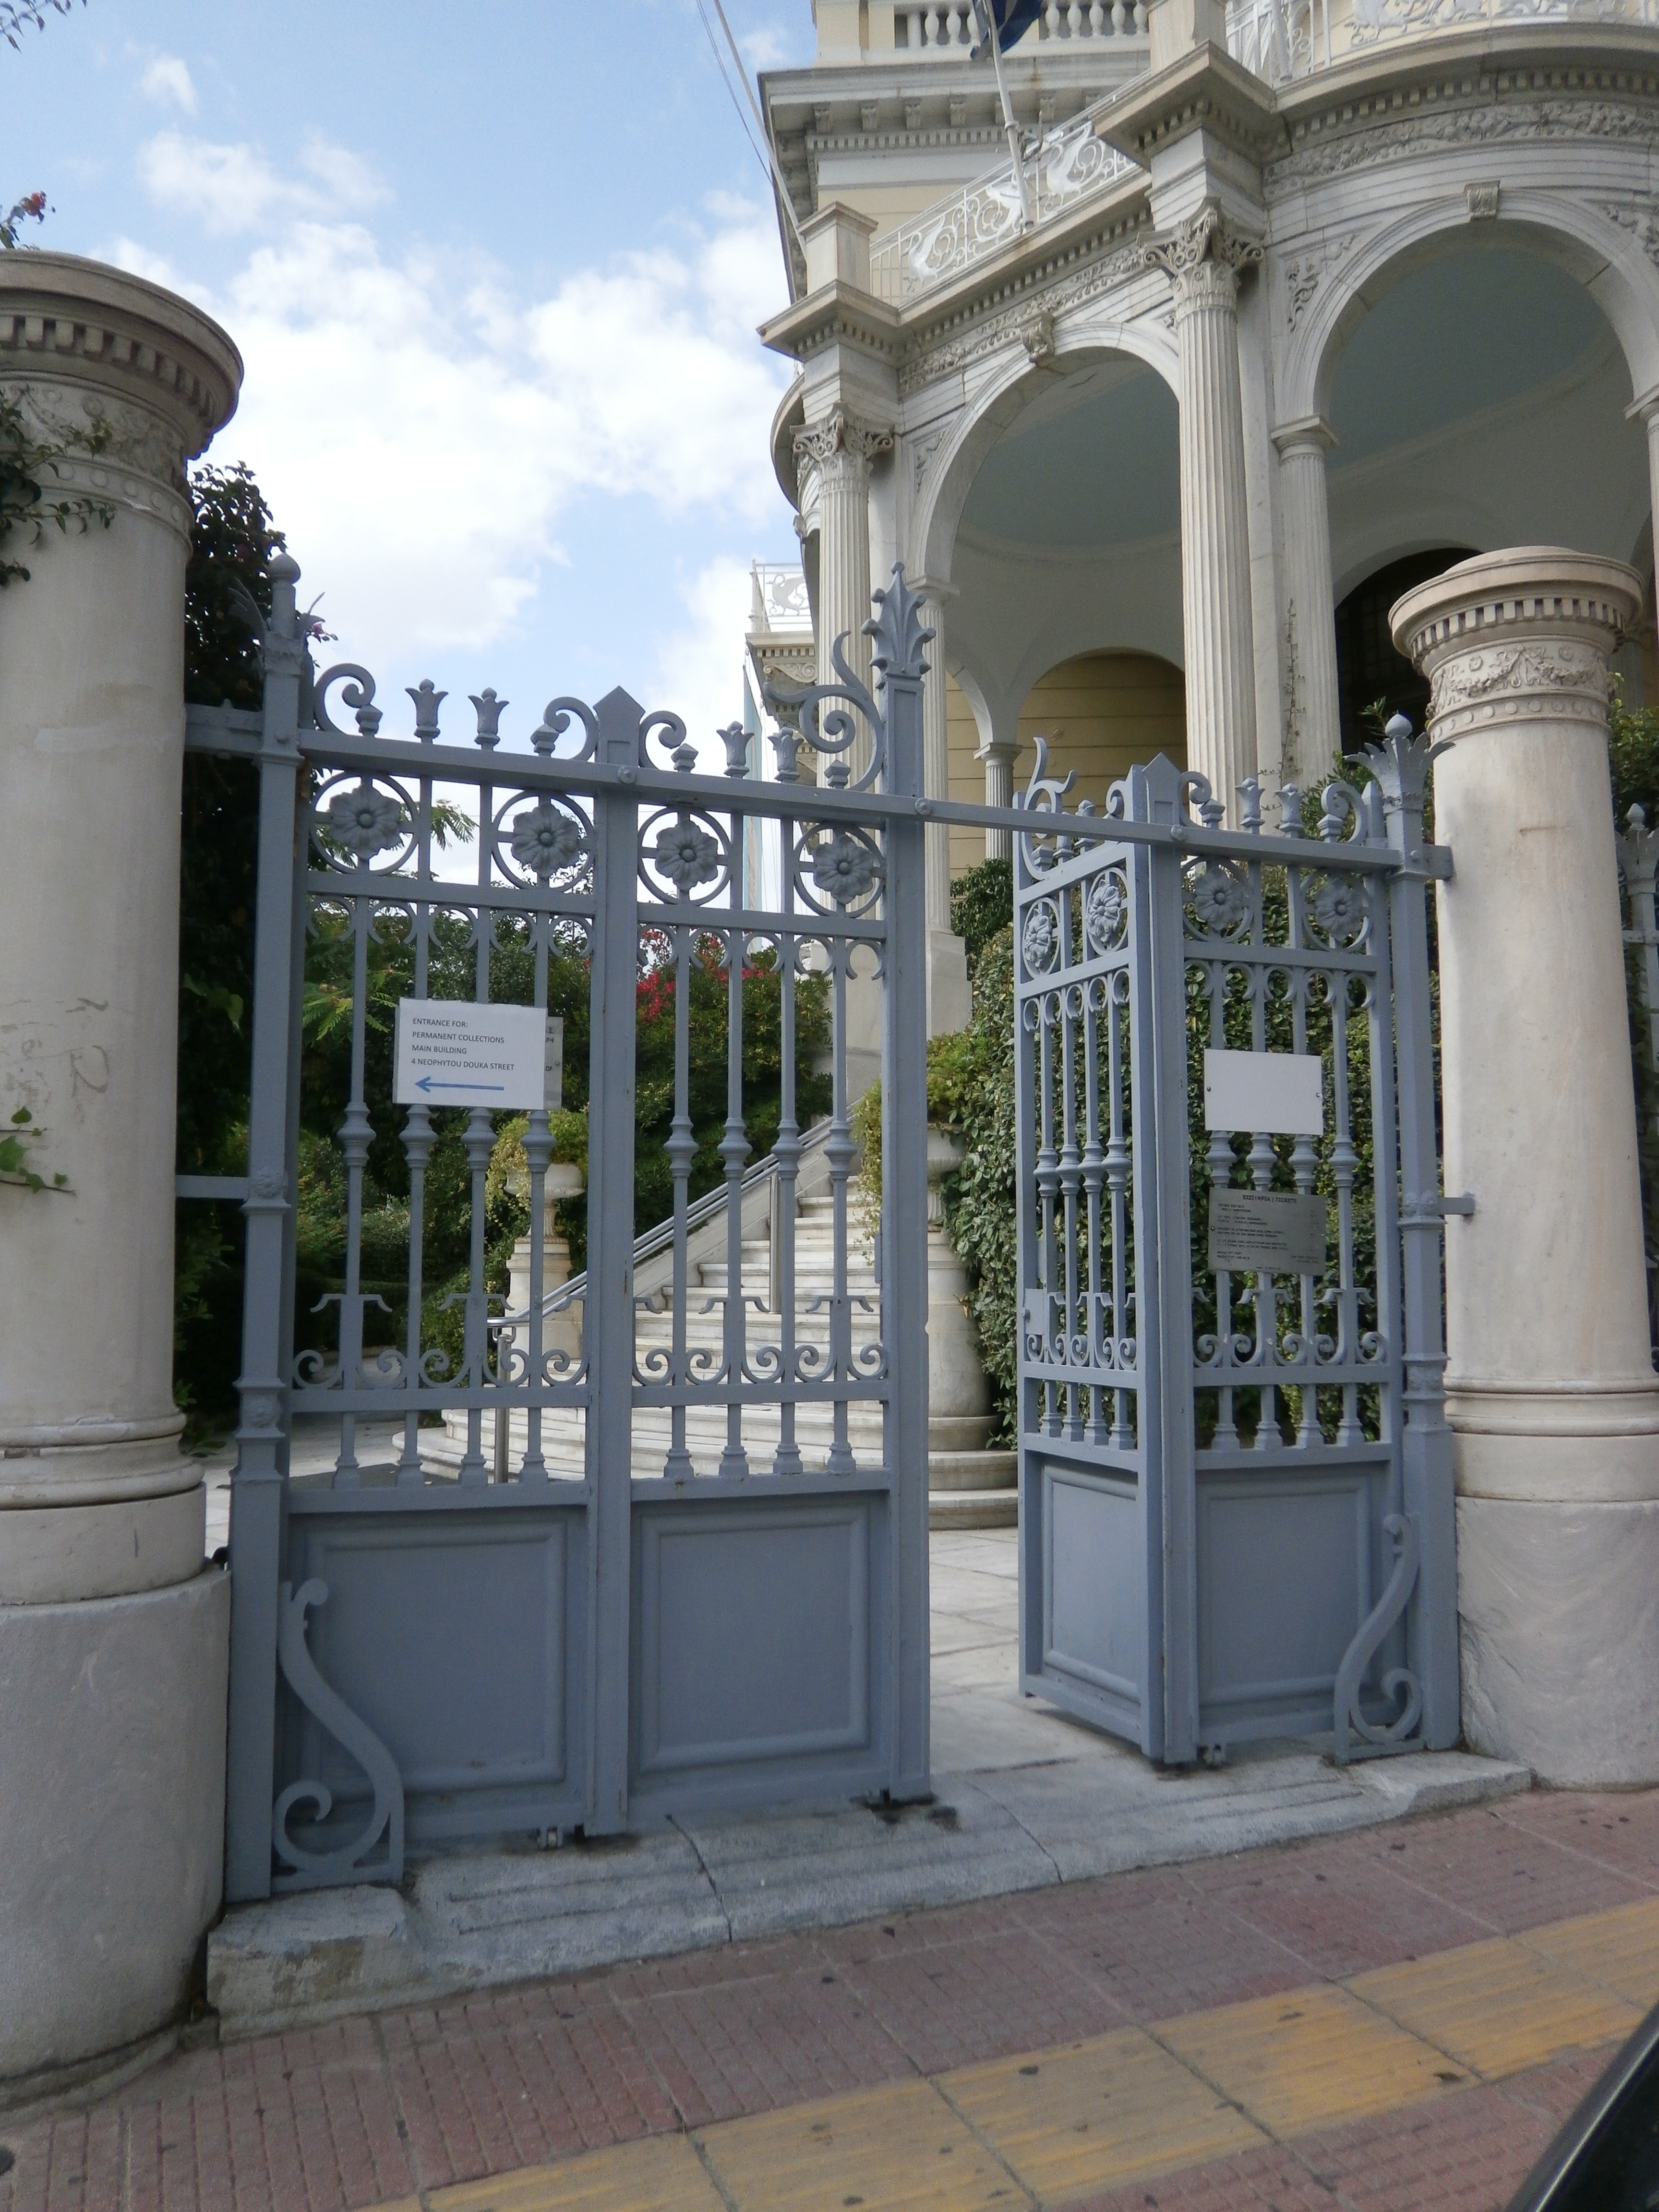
[1457,1494,1659,1785]
[0,1480,205,1602]
[0,1566,229,2084]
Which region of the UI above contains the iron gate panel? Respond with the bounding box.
[1015,742,1460,1766]
[201,560,934,1899]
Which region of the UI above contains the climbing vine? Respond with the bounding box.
[0,389,114,587]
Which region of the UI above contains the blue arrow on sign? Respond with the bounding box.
[416,1076,506,1094]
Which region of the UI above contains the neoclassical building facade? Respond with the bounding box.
[761,0,1659,1020]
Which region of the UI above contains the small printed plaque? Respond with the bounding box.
[544,1016,564,1113]
[1203,1048,1324,1137]
[1207,1189,1328,1275]
[394,999,547,1110]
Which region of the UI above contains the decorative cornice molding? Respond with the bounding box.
[1095,42,1285,168]
[0,252,239,464]
[1268,72,1659,193]
[761,280,903,368]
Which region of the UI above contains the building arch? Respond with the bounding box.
[912,322,1180,590]
[1287,192,1659,428]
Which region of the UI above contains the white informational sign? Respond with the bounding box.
[1203,1048,1324,1137]
[394,999,548,1110]
[544,1016,564,1113]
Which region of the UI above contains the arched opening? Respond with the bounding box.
[1317,241,1651,748]
[931,349,1185,872]
[1334,548,1476,753]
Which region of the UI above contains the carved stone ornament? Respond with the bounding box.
[1599,200,1659,270]
[1269,96,1659,194]
[793,407,895,472]
[1018,310,1057,365]
[1429,642,1611,720]
[1281,233,1357,330]
[899,233,1147,397]
[1465,180,1501,221]
[1138,204,1264,302]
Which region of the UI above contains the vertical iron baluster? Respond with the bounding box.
[720,914,751,1478]
[1286,870,1321,1447]
[1247,893,1280,1449]
[1036,991,1059,1434]
[1205,960,1238,1449]
[1081,973,1106,1443]
[458,769,494,1484]
[772,910,803,1476]
[1106,970,1133,1449]
[333,885,374,1482]
[1328,964,1362,1446]
[519,905,552,1483]
[664,923,696,1480]
[396,779,434,1485]
[1059,962,1082,1440]
[824,937,857,1476]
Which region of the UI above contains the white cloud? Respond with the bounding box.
[645,556,757,762]
[739,24,794,67]
[135,129,388,237]
[110,143,794,678]
[139,55,196,113]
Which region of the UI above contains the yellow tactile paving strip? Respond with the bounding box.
[415,1895,1659,2212]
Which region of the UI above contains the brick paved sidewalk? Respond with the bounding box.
[4,1788,1656,2212]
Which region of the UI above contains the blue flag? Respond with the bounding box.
[970,0,1043,56]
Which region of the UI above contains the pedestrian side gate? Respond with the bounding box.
[1012,740,1460,1766]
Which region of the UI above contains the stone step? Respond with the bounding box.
[929,1489,1018,1530]
[928,1450,1018,1493]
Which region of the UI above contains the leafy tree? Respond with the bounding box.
[0,0,83,50]
[950,856,1013,971]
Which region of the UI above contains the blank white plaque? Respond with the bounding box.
[1203,1048,1324,1136]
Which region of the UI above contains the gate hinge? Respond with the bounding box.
[1403,1190,1474,1226]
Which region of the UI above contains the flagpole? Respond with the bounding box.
[975,2,1036,228]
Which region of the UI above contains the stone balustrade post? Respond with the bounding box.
[1392,546,1659,1785]
[0,254,242,2079]
[1272,415,1341,786]
[1144,206,1261,821]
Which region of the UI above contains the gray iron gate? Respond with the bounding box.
[1012,735,1461,1766]
[191,558,933,1901]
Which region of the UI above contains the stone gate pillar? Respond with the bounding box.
[1392,546,1659,1786]
[0,254,241,2080]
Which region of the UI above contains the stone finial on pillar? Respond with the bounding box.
[1391,545,1658,1785]
[1140,206,1262,824]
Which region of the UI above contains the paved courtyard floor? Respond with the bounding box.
[5,1788,1657,2211]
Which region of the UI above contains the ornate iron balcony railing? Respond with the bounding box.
[867,105,1139,304]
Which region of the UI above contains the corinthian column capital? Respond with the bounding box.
[1140,204,1263,311]
[793,405,895,473]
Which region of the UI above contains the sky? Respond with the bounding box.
[2,0,814,758]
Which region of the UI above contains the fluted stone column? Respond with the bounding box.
[796,407,892,1095]
[0,254,240,2079]
[1145,207,1261,821]
[978,730,1020,861]
[918,580,971,1034]
[1392,546,1659,1785]
[1272,416,1341,787]
[794,407,892,786]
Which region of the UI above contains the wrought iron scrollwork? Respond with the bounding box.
[1332,1514,1424,1765]
[272,1579,405,1889]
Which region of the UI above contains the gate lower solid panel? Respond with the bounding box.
[633,1493,878,1793]
[1015,740,1461,1766]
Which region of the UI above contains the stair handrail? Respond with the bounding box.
[534,1115,834,1320]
